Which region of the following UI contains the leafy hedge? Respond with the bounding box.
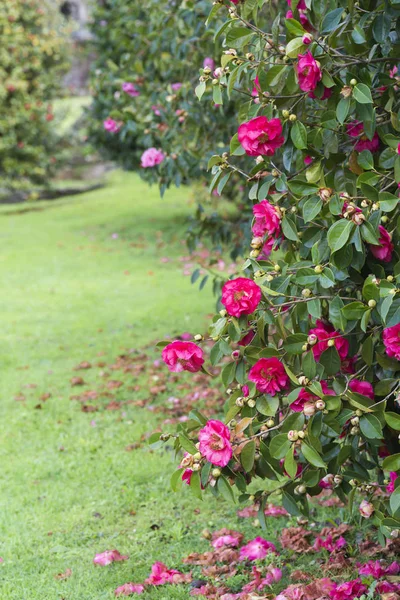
[0,0,68,191]
[158,0,400,542]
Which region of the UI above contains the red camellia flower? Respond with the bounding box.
[221,277,262,317]
[238,116,284,156]
[199,420,232,467]
[296,51,322,92]
[349,379,374,400]
[252,199,281,237]
[369,226,394,262]
[346,120,380,152]
[330,579,368,600]
[308,320,349,362]
[248,357,289,396]
[383,323,400,361]
[162,341,204,373]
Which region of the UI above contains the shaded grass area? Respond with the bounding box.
[0,172,247,598]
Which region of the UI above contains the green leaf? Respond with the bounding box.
[285,37,307,58]
[385,412,400,430]
[179,433,198,455]
[353,83,373,104]
[195,81,206,101]
[319,346,341,376]
[379,192,399,213]
[288,179,319,196]
[341,301,368,320]
[383,454,400,472]
[336,96,350,125]
[171,468,184,492]
[284,445,298,479]
[291,121,308,149]
[359,414,383,439]
[329,296,346,331]
[265,65,290,88]
[327,219,354,252]
[256,395,279,416]
[189,470,202,500]
[321,7,344,33]
[217,475,235,502]
[361,221,380,245]
[281,215,299,241]
[390,487,400,516]
[283,333,308,355]
[301,442,326,468]
[269,433,291,459]
[357,150,374,170]
[303,351,317,380]
[241,440,256,472]
[282,491,302,516]
[361,335,374,366]
[285,18,306,37]
[303,196,322,223]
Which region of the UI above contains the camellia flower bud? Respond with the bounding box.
[368,299,377,308]
[360,199,369,208]
[341,85,353,98]
[350,78,357,86]
[254,270,265,278]
[298,376,309,386]
[289,114,297,122]
[352,212,366,225]
[251,236,264,249]
[271,169,280,177]
[315,399,326,411]
[334,475,343,485]
[350,426,360,435]
[307,334,318,346]
[229,419,237,428]
[219,309,227,317]
[351,416,359,426]
[193,452,202,461]
[288,430,299,442]
[248,399,256,408]
[314,265,323,274]
[295,484,307,495]
[327,339,335,347]
[231,350,241,361]
[266,419,275,428]
[303,401,316,416]
[250,249,260,258]
[192,463,201,471]
[236,397,245,407]
[282,109,290,118]
[318,187,333,202]
[302,288,312,298]
[194,334,203,341]
[387,275,394,282]
[255,155,264,164]
[298,430,305,439]
[212,468,221,478]
[302,34,312,44]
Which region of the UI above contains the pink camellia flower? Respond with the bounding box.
[199,420,232,467]
[359,560,400,578]
[349,379,374,399]
[145,562,187,585]
[162,341,204,373]
[287,0,306,8]
[242,384,250,397]
[93,550,129,566]
[212,533,242,549]
[383,323,400,361]
[221,277,262,317]
[251,76,261,97]
[302,33,312,44]
[252,199,281,237]
[259,236,277,259]
[171,82,182,91]
[319,473,335,489]
[140,147,165,168]
[308,320,349,362]
[369,225,394,263]
[238,116,285,156]
[387,471,399,493]
[330,579,368,600]
[304,155,313,165]
[181,468,193,485]
[203,57,215,70]
[346,121,380,152]
[390,65,398,78]
[313,534,346,552]
[239,537,276,561]
[103,118,121,133]
[115,583,145,596]
[238,331,255,347]
[291,381,334,412]
[262,566,283,585]
[359,499,374,518]
[248,357,289,396]
[296,51,322,92]
[122,82,139,97]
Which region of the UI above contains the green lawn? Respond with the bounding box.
[0,172,245,598]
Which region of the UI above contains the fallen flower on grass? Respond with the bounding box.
[114,583,145,596]
[239,537,277,561]
[93,549,129,566]
[144,561,191,585]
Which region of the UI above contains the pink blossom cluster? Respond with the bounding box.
[140,147,165,168]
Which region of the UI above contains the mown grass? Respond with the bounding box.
[0,172,277,599]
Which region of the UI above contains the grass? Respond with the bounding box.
[0,171,267,599]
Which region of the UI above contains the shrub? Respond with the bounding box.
[0,0,68,191]
[160,0,400,543]
[89,0,240,195]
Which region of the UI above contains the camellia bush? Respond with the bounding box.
[157,0,400,544]
[89,0,242,196]
[0,0,68,191]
